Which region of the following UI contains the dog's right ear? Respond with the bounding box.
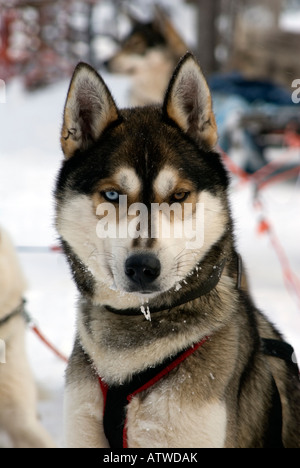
[61,63,120,159]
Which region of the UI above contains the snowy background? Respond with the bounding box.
[0,0,299,448]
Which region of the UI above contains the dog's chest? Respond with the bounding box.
[126,389,227,448]
[99,336,227,448]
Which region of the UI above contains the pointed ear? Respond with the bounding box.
[123,8,141,27]
[153,5,187,58]
[61,63,120,159]
[163,53,218,151]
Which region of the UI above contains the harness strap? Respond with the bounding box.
[262,338,299,448]
[0,300,27,327]
[99,337,298,449]
[99,336,209,449]
[262,338,297,367]
[264,378,284,448]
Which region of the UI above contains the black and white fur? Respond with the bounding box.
[56,54,300,448]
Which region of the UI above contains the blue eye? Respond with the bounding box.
[102,191,120,202]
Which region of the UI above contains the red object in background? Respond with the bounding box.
[0,10,17,81]
[257,218,271,235]
[284,130,300,149]
[0,2,76,88]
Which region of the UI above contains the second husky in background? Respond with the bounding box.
[0,228,55,448]
[105,6,188,106]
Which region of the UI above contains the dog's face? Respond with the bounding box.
[56,54,230,306]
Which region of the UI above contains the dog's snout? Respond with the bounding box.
[125,254,161,286]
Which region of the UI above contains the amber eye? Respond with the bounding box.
[171,192,190,203]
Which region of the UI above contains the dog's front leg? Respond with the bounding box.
[64,377,108,448]
[64,341,109,449]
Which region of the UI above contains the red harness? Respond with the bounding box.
[99,336,209,448]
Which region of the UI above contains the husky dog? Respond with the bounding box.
[105,7,188,106]
[0,228,55,448]
[56,53,300,448]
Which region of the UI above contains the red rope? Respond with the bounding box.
[30,324,68,364]
[220,146,300,311]
[257,212,300,307]
[218,147,250,183]
[250,142,300,187]
[257,166,300,191]
[218,139,300,191]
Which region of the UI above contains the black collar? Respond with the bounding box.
[105,256,239,317]
[0,300,27,327]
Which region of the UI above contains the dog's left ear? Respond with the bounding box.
[163,53,217,151]
[61,63,119,159]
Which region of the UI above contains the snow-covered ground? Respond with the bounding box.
[0,70,299,447]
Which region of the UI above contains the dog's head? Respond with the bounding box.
[104,7,187,77]
[56,54,230,308]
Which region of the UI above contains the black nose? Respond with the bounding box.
[125,254,161,286]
